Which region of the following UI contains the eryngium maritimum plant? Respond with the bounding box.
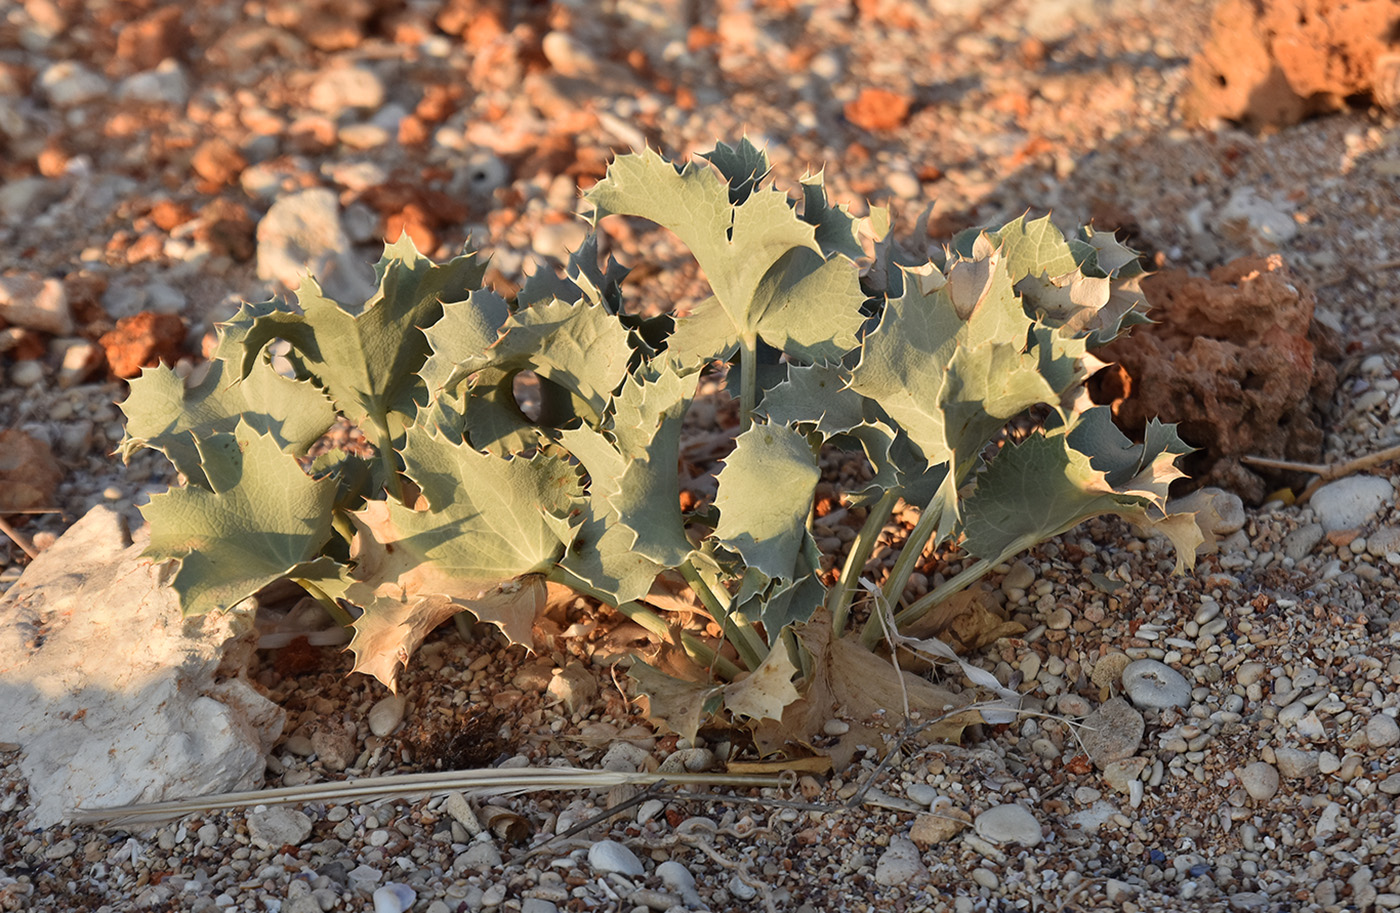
[120,140,1202,760]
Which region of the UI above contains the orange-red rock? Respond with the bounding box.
[844,88,912,131]
[1094,256,1339,503]
[1185,0,1400,128]
[99,312,187,379]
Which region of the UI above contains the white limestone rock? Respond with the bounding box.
[0,506,284,827]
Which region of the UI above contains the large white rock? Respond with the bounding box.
[256,187,374,304]
[0,506,284,827]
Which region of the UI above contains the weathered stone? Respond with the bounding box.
[1095,256,1338,504]
[256,188,374,303]
[0,273,72,335]
[1080,697,1144,768]
[1184,0,1400,129]
[0,506,283,827]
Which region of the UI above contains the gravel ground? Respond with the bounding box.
[3,1,1400,911]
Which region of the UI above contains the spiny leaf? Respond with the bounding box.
[418,288,511,402]
[446,297,633,425]
[697,136,770,206]
[119,300,336,485]
[344,500,549,690]
[799,170,865,262]
[723,645,801,723]
[238,236,488,433]
[758,363,868,437]
[712,423,820,581]
[959,407,1197,571]
[141,422,340,616]
[586,146,865,365]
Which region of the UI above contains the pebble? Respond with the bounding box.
[1080,697,1144,766]
[1366,713,1400,748]
[1121,659,1192,710]
[587,840,644,877]
[874,836,929,886]
[656,860,701,907]
[256,187,373,303]
[521,900,558,913]
[910,807,971,846]
[1274,747,1321,779]
[308,66,386,116]
[10,360,44,387]
[0,273,72,335]
[372,884,416,913]
[1169,487,1246,535]
[455,843,502,870]
[532,220,590,263]
[1236,662,1266,686]
[367,694,406,736]
[246,807,313,850]
[1309,476,1393,532]
[1282,523,1324,561]
[973,803,1042,847]
[1101,757,1148,794]
[1236,761,1280,800]
[37,61,108,107]
[1366,525,1400,557]
[1091,652,1132,688]
[1056,693,1090,716]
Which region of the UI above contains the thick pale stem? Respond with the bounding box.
[369,412,406,503]
[826,489,898,637]
[294,579,354,628]
[612,600,743,681]
[544,569,744,681]
[738,331,758,433]
[860,554,1000,650]
[678,561,766,671]
[879,493,945,616]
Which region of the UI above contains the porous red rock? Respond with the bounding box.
[98,311,188,378]
[1184,0,1400,128]
[1094,255,1338,504]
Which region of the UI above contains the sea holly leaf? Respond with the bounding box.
[959,407,1197,571]
[119,300,336,485]
[953,213,1080,283]
[629,661,721,744]
[238,237,489,435]
[698,136,770,205]
[518,232,630,312]
[850,255,1058,490]
[758,363,868,437]
[712,423,821,580]
[142,422,339,616]
[345,498,551,689]
[723,644,801,723]
[399,423,580,548]
[800,170,865,262]
[418,289,511,402]
[555,510,665,605]
[446,297,633,425]
[585,146,866,365]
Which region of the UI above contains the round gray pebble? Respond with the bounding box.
[1122,659,1191,710]
[587,839,644,876]
[973,803,1042,847]
[1237,761,1279,800]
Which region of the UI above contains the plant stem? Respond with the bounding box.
[738,331,758,433]
[369,411,406,503]
[543,568,743,680]
[878,492,946,616]
[826,488,898,637]
[678,561,766,671]
[612,601,743,680]
[294,578,355,628]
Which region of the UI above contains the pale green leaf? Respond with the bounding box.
[712,423,821,580]
[418,289,510,401]
[586,146,865,365]
[119,300,336,485]
[141,422,339,616]
[959,408,1195,571]
[239,237,488,432]
[446,297,633,425]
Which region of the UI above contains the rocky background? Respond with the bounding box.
[3,0,1400,911]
